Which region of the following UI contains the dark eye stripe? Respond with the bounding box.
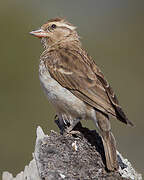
[47,26,51,32]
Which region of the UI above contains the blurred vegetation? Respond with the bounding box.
[0,0,143,176]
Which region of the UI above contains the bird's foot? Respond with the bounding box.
[54,114,82,138]
[63,126,83,138]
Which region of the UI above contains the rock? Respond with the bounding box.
[2,124,142,180]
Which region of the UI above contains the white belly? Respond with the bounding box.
[39,63,88,119]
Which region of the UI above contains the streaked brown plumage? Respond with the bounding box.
[30,17,133,171]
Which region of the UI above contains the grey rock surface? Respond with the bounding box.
[2,124,142,180]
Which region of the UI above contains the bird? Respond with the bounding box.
[30,17,133,171]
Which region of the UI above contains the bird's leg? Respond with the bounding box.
[54,114,68,134]
[55,114,81,136]
[62,115,82,136]
[96,111,119,171]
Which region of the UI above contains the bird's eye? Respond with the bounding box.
[51,24,57,29]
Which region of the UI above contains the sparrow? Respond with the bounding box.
[30,17,133,171]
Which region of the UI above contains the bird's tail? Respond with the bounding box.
[96,111,119,171]
[101,131,119,171]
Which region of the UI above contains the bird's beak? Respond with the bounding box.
[29,29,48,38]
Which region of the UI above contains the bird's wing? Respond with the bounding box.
[42,47,133,125]
[92,64,133,125]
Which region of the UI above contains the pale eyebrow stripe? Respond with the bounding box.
[55,22,76,30]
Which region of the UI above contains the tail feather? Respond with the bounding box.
[102,131,119,171]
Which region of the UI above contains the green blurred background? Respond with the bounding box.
[0,0,144,177]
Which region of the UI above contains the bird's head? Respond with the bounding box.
[30,18,79,48]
